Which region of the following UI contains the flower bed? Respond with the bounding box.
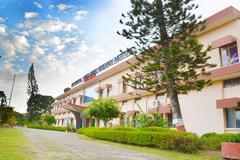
[78,127,201,153]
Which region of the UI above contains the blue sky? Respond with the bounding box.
[0,0,239,113]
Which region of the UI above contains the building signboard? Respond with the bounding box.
[71,52,131,87]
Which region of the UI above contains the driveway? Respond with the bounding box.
[18,128,165,160]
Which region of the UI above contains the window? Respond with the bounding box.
[226,108,240,128]
[79,96,83,104]
[122,81,127,93]
[134,98,141,104]
[220,42,238,66]
[156,94,165,106]
[98,89,103,97]
[72,97,76,104]
[122,101,127,106]
[135,76,142,89]
[107,87,111,97]
[223,77,240,88]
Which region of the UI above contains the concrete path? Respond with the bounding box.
[18,128,165,160]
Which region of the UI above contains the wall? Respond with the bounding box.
[198,19,240,70]
[179,81,224,135]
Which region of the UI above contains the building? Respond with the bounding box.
[51,6,240,135]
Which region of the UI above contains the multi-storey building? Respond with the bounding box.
[51,6,240,135]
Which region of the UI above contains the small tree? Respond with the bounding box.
[0,106,17,125]
[0,91,7,108]
[85,98,120,127]
[27,94,54,121]
[43,114,56,125]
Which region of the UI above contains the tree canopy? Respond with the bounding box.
[43,114,56,125]
[27,94,54,121]
[0,91,7,108]
[85,97,120,126]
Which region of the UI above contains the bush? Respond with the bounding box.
[113,126,139,131]
[200,132,240,150]
[140,127,176,133]
[27,124,67,132]
[78,127,201,153]
[43,114,56,125]
[0,123,12,128]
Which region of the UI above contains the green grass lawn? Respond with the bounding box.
[78,134,221,160]
[0,128,37,160]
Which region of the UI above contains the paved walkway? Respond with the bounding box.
[18,128,165,160]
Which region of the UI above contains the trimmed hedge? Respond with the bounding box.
[201,132,240,150]
[78,127,201,153]
[27,124,67,132]
[140,127,177,133]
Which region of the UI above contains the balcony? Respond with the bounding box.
[148,105,171,114]
[199,63,240,81]
[114,90,151,101]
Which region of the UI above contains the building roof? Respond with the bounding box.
[197,6,240,36]
[55,6,240,100]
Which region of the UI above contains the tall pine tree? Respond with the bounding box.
[118,0,215,130]
[27,63,39,121]
[27,63,39,96]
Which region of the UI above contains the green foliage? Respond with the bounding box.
[27,94,55,121]
[27,63,39,96]
[0,106,17,126]
[27,124,67,132]
[200,132,240,150]
[140,127,176,133]
[0,123,12,128]
[84,97,120,126]
[135,114,166,128]
[78,127,201,153]
[43,114,56,125]
[16,113,26,126]
[118,0,216,124]
[0,91,7,108]
[27,63,55,122]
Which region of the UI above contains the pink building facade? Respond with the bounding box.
[51,6,240,135]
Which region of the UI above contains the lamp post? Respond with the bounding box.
[8,74,16,107]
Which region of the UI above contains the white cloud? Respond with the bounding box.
[48,4,54,10]
[0,17,5,23]
[24,12,39,19]
[0,25,7,36]
[57,4,74,11]
[33,2,43,9]
[33,45,45,55]
[13,35,30,53]
[0,39,16,60]
[74,10,88,21]
[64,23,78,32]
[30,45,45,62]
[36,19,64,32]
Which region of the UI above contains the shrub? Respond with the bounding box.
[84,98,120,126]
[79,127,201,153]
[113,126,139,131]
[135,115,166,128]
[43,114,56,125]
[141,127,176,133]
[200,132,240,150]
[27,124,67,132]
[0,123,12,128]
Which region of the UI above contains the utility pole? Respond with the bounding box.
[8,74,16,107]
